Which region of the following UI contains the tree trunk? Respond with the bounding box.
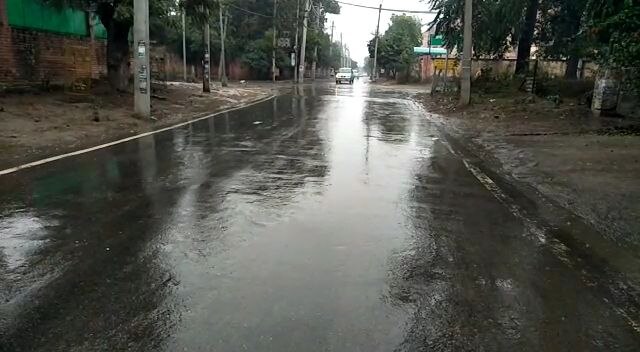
[562,5,583,80]
[564,56,579,80]
[98,5,131,91]
[515,0,539,75]
[107,21,131,91]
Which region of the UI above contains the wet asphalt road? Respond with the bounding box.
[1,82,639,351]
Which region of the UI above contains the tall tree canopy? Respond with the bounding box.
[47,0,343,88]
[367,14,422,80]
[430,0,523,58]
[536,0,590,78]
[429,0,539,74]
[585,0,640,70]
[160,0,344,79]
[429,0,640,75]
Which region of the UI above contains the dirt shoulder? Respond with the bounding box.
[417,90,640,279]
[0,82,281,170]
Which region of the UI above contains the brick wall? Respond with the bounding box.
[158,49,254,82]
[0,0,107,87]
[226,61,252,81]
[0,0,17,83]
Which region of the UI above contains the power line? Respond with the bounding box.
[335,1,437,14]
[223,3,331,35]
[226,4,315,22]
[221,1,437,22]
[228,4,272,18]
[225,5,321,29]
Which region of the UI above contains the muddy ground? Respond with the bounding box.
[0,82,277,170]
[418,90,640,280]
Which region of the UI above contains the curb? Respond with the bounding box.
[0,94,277,177]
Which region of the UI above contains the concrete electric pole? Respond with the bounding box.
[340,32,343,67]
[345,47,348,67]
[133,0,150,118]
[311,3,321,80]
[182,10,187,82]
[299,0,310,83]
[460,0,472,105]
[203,7,211,93]
[372,3,381,81]
[294,0,300,83]
[345,45,348,67]
[329,21,334,56]
[219,7,228,87]
[272,0,277,83]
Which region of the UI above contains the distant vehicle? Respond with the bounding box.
[335,68,355,85]
[353,69,360,79]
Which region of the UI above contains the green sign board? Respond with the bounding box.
[413,47,447,56]
[430,35,444,47]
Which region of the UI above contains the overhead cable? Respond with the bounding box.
[228,4,273,18]
[335,1,437,14]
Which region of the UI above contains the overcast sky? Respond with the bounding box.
[326,0,436,65]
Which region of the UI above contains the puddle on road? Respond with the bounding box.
[1,83,638,351]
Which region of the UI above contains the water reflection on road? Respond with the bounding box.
[1,81,638,351]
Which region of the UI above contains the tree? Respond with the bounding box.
[363,56,372,75]
[321,0,340,14]
[536,0,590,79]
[429,0,638,82]
[514,0,540,74]
[586,0,640,70]
[367,14,422,80]
[191,0,340,79]
[430,0,524,57]
[327,42,344,68]
[431,0,595,75]
[49,0,342,86]
[240,30,273,78]
[47,0,175,91]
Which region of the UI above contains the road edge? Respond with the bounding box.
[413,98,640,335]
[0,94,278,176]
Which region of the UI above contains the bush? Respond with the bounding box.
[535,77,594,98]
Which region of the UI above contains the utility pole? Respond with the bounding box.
[340,32,343,67]
[202,7,211,93]
[372,3,381,81]
[133,0,150,117]
[293,0,300,83]
[219,6,228,87]
[311,3,321,80]
[329,21,334,56]
[345,46,348,67]
[460,0,472,105]
[444,49,450,91]
[182,10,187,82]
[299,0,310,83]
[272,0,277,83]
[344,45,348,67]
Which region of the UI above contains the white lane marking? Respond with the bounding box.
[0,95,276,176]
[439,136,640,335]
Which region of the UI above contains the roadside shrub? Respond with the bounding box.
[536,77,594,98]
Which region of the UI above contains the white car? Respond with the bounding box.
[335,68,354,85]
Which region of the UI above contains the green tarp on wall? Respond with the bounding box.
[6,0,108,39]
